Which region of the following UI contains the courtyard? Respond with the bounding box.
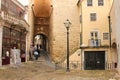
[0,58,120,80]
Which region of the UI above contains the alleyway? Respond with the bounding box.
[0,51,120,80]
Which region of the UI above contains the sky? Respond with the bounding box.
[17,0,29,22]
[17,0,29,5]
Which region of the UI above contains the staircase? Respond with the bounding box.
[36,50,55,69]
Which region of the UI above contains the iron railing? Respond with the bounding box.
[88,39,101,47]
[55,61,116,70]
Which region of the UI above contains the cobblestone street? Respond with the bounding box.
[0,58,120,80]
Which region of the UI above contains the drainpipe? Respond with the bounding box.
[78,0,83,70]
[108,16,112,48]
[80,2,83,70]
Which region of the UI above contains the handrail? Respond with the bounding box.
[55,61,116,70]
[88,39,101,47]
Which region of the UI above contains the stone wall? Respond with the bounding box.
[50,0,80,63]
[28,0,34,48]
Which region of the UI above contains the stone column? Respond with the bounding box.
[28,0,34,47]
[27,0,34,61]
[0,26,3,66]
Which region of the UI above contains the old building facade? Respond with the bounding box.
[76,0,114,70]
[0,0,29,66]
[28,0,117,70]
[62,0,114,70]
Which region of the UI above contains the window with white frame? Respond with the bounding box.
[90,13,96,21]
[98,0,104,6]
[103,33,109,40]
[90,31,98,39]
[87,0,92,6]
[90,31,100,46]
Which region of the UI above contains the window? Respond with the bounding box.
[90,32,94,37]
[95,32,98,38]
[90,13,96,21]
[103,33,109,40]
[89,31,100,46]
[90,31,98,39]
[98,0,104,6]
[87,0,92,6]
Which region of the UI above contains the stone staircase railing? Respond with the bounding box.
[57,47,79,64]
[105,62,116,70]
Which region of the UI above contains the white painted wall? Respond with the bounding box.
[110,0,120,72]
[115,0,120,70]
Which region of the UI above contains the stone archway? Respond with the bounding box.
[33,34,50,62]
[34,34,48,52]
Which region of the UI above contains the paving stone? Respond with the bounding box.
[0,52,119,80]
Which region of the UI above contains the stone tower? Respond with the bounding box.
[28,0,80,63]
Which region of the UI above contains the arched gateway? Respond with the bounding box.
[28,0,80,63]
[34,34,48,52]
[29,0,52,58]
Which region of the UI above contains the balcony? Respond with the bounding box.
[0,11,28,27]
[88,39,101,47]
[80,39,109,49]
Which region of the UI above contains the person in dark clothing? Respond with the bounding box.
[29,44,34,60]
[36,44,41,57]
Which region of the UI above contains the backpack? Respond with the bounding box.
[34,51,38,55]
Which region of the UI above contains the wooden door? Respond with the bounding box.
[84,51,105,70]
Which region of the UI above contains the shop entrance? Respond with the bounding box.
[84,51,105,70]
[2,26,26,65]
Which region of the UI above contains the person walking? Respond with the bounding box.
[29,44,34,60]
[34,49,39,60]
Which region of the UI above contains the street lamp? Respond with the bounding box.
[64,19,71,72]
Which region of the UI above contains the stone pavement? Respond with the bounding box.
[0,60,120,80]
[0,51,120,80]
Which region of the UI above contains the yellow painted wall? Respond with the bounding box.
[79,0,112,46]
[110,1,116,43]
[76,0,114,66]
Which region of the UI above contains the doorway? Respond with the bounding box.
[84,51,105,70]
[34,34,48,51]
